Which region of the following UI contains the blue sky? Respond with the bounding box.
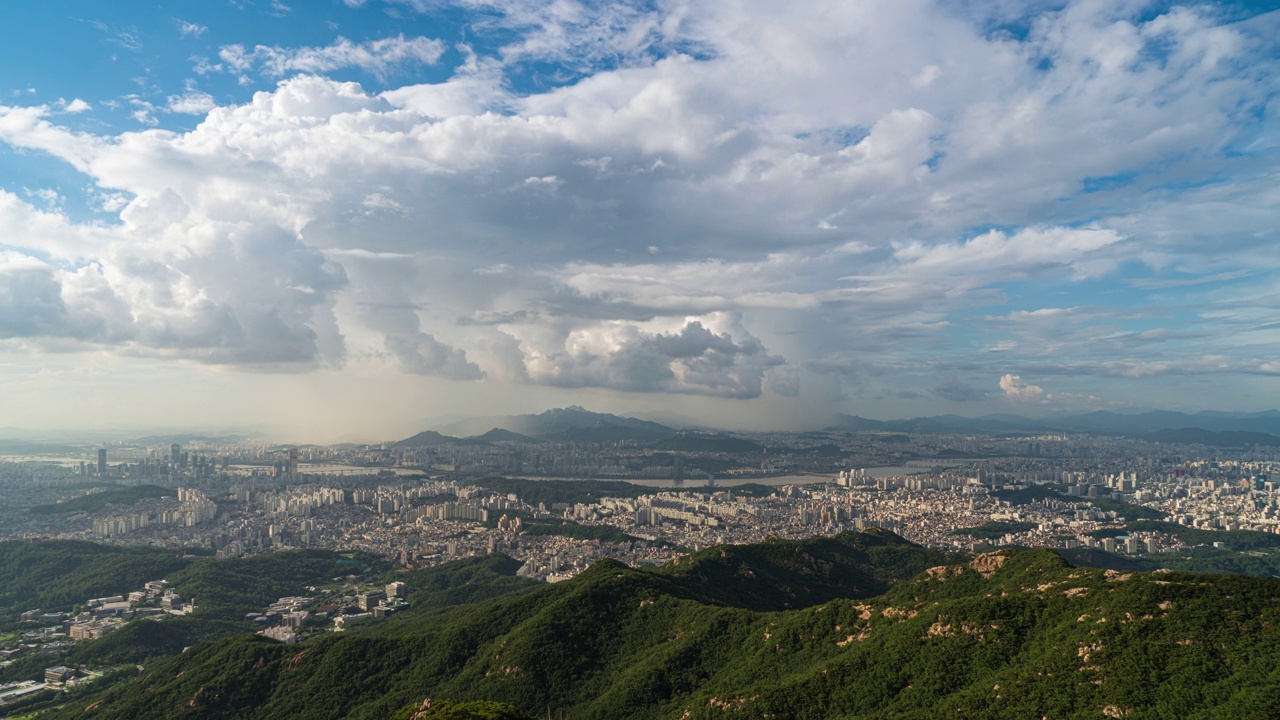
[0,0,1277,440]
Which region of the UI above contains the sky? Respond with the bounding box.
[0,0,1278,441]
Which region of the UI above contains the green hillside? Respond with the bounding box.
[17,530,1280,712]
[1103,520,1280,551]
[993,485,1165,520]
[1061,544,1280,577]
[1086,497,1166,520]
[28,485,177,515]
[21,529,1280,719]
[660,527,961,611]
[522,522,642,544]
[0,547,396,692]
[950,520,1037,539]
[166,549,389,621]
[374,555,542,621]
[390,700,534,720]
[0,541,195,630]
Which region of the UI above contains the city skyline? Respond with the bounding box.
[1,0,1278,440]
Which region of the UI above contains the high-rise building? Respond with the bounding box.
[288,448,299,476]
[96,449,107,476]
[171,444,181,467]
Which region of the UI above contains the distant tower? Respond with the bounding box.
[171,443,181,466]
[97,449,107,476]
[288,448,299,476]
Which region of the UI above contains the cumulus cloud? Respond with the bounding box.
[0,0,1275,412]
[999,374,1048,402]
[62,98,91,114]
[385,332,485,379]
[523,318,784,398]
[0,185,348,369]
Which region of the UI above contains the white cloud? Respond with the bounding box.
[381,52,510,116]
[889,227,1125,280]
[62,98,92,114]
[521,316,784,398]
[23,187,62,209]
[86,20,142,51]
[0,104,99,172]
[408,0,676,69]
[167,87,217,115]
[0,0,1274,413]
[0,183,348,369]
[125,96,159,126]
[360,192,406,213]
[999,374,1048,402]
[178,20,207,37]
[94,191,130,213]
[216,35,445,79]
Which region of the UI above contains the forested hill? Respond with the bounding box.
[660,527,964,610]
[0,541,194,630]
[34,533,1280,720]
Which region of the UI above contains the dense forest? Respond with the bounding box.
[0,544,391,695]
[27,486,177,515]
[949,520,1037,539]
[0,541,195,631]
[993,485,1165,520]
[7,529,1280,718]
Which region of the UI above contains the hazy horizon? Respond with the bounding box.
[1,1,1277,440]
[4,403,1280,447]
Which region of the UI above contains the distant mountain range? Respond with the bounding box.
[1144,428,1280,448]
[467,428,544,444]
[828,410,1280,444]
[827,413,1041,434]
[393,407,1280,449]
[394,430,465,447]
[397,406,678,446]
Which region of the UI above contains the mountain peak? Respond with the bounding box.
[419,407,677,443]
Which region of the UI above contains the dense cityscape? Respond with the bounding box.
[3,411,1280,714]
[4,416,1277,586]
[2,0,1277,715]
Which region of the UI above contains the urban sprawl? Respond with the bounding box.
[1,430,1276,701]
